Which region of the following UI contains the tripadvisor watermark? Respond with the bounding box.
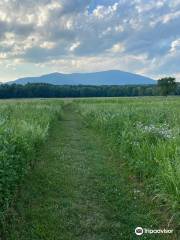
[135,227,173,236]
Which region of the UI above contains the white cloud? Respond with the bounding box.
[114,25,124,32]
[93,2,119,19]
[40,41,56,49]
[110,43,125,53]
[69,41,81,52]
[162,10,180,23]
[0,53,7,59]
[0,0,179,81]
[170,39,180,52]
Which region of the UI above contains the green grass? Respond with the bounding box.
[0,100,63,225]
[77,97,180,230]
[1,102,178,239]
[0,97,179,239]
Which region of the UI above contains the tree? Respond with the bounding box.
[158,77,176,96]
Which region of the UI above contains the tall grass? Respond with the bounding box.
[0,100,63,220]
[78,97,180,217]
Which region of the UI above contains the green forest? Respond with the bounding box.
[0,81,179,98]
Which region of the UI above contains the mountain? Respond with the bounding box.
[9,70,155,85]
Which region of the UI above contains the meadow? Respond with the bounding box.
[0,100,63,222]
[78,97,180,215]
[0,97,179,239]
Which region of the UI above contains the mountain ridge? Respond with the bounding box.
[8,70,156,86]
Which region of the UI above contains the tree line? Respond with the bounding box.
[0,77,179,98]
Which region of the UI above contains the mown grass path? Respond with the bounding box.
[3,105,175,240]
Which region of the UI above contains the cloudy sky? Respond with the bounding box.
[0,0,180,82]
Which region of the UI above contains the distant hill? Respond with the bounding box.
[9,70,155,85]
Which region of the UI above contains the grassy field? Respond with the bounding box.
[78,97,180,211]
[0,97,179,239]
[0,100,63,222]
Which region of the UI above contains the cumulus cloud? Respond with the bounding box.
[0,0,180,82]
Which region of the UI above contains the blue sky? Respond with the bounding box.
[0,0,180,82]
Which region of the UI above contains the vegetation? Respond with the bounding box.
[0,81,179,98]
[77,97,180,223]
[158,77,177,96]
[0,100,63,226]
[0,97,179,239]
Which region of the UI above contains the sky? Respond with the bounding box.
[0,0,180,82]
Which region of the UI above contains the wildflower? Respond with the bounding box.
[136,122,175,140]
